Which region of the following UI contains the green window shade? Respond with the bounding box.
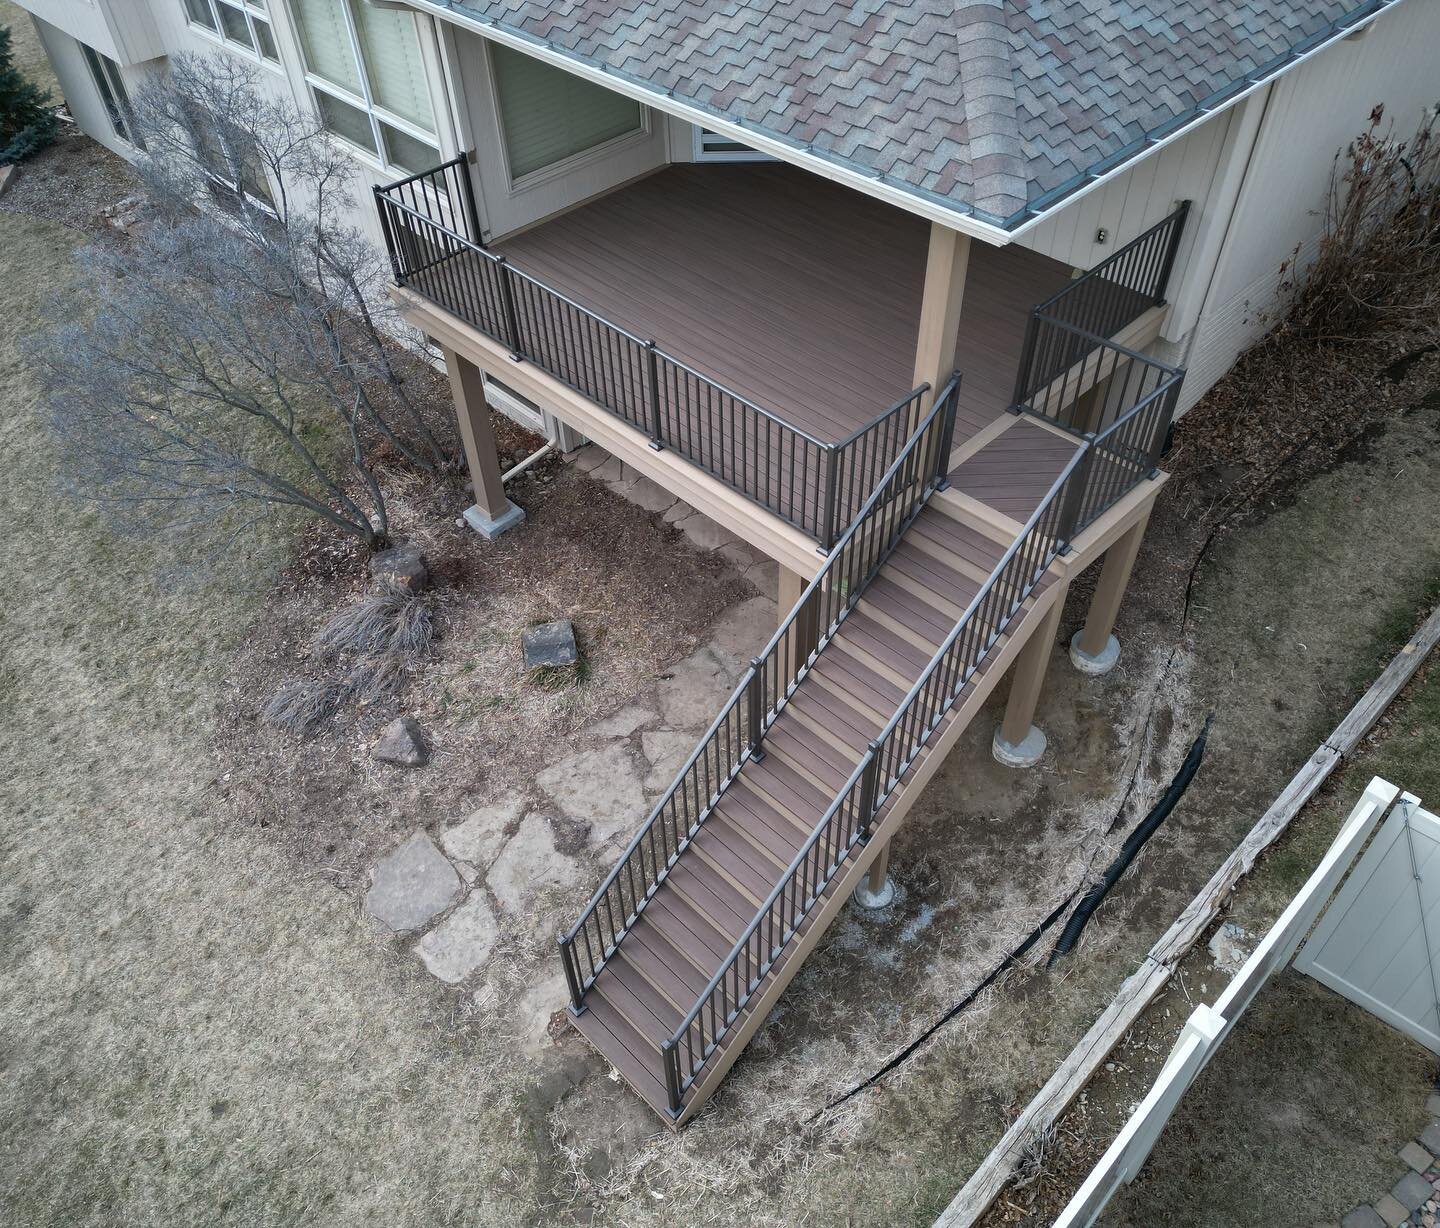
[292,0,362,95]
[351,2,434,133]
[491,45,642,179]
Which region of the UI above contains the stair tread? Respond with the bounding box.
[834,610,932,680]
[688,815,774,901]
[744,753,832,823]
[663,856,754,941]
[861,577,954,645]
[644,890,732,969]
[574,991,669,1104]
[888,540,983,614]
[626,913,711,1002]
[598,949,684,1043]
[820,644,908,713]
[786,680,880,752]
[762,719,854,792]
[715,786,811,863]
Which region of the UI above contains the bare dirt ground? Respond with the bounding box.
[4,126,1440,1226]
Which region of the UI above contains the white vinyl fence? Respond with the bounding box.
[1055,776,1424,1228]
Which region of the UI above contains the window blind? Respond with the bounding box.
[351,2,434,133]
[491,45,641,179]
[292,0,362,96]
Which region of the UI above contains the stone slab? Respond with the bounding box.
[535,743,647,847]
[708,596,778,672]
[1393,1169,1432,1212]
[487,812,587,911]
[1342,1207,1386,1228]
[641,730,697,792]
[1400,1141,1433,1173]
[414,892,498,983]
[676,512,740,552]
[625,476,677,513]
[1374,1193,1410,1227]
[440,796,524,881]
[589,703,658,739]
[656,646,736,729]
[365,831,462,933]
[1420,1120,1440,1155]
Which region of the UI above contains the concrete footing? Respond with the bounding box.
[852,875,896,910]
[463,499,526,540]
[991,724,1047,768]
[1069,631,1120,676]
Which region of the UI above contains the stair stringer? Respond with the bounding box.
[666,572,1069,1125]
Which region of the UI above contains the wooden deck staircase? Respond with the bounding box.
[558,363,1176,1124]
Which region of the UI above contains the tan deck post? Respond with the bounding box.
[443,346,526,539]
[992,583,1069,767]
[912,222,972,419]
[1071,504,1152,675]
[777,565,820,661]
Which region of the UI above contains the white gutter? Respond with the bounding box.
[395,0,1407,245]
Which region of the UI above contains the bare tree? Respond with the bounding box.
[36,54,456,551]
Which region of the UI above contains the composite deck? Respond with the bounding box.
[495,163,1076,447]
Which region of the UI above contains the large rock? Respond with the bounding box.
[369,541,428,590]
[523,620,578,670]
[365,831,462,933]
[656,647,736,729]
[414,892,498,983]
[535,743,647,847]
[440,796,524,883]
[374,716,429,768]
[487,813,586,912]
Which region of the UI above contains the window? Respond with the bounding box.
[490,45,642,180]
[193,115,275,212]
[184,0,281,64]
[693,127,774,163]
[81,44,143,147]
[290,0,440,175]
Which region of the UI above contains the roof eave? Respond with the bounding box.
[409,0,1019,245]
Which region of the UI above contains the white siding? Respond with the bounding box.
[1012,109,1235,319]
[22,0,163,66]
[1174,0,1440,412]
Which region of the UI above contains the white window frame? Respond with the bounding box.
[484,40,650,192]
[287,0,442,178]
[692,126,774,163]
[81,44,141,147]
[184,0,284,69]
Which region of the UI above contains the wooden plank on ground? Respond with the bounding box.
[932,601,1440,1228]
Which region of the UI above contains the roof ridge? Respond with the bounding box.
[952,0,1027,220]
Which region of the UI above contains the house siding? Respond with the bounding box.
[1170,0,1439,414]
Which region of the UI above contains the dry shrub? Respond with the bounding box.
[313,583,434,661]
[262,677,348,737]
[1280,103,1440,344]
[266,584,434,736]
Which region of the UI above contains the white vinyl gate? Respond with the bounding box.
[1294,798,1440,1054]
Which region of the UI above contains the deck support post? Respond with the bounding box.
[778,565,820,662]
[912,223,972,427]
[1071,505,1152,675]
[854,839,895,909]
[992,584,1069,768]
[443,346,526,540]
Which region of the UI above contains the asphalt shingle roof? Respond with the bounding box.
[439,0,1397,226]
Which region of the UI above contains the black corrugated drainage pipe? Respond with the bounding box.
[1049,713,1214,966]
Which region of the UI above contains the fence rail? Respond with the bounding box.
[375,158,918,547]
[557,374,962,1017]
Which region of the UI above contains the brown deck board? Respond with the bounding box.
[494,164,1074,448]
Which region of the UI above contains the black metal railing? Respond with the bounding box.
[1013,201,1189,410]
[557,375,962,1019]
[661,438,1087,1113]
[375,158,922,548]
